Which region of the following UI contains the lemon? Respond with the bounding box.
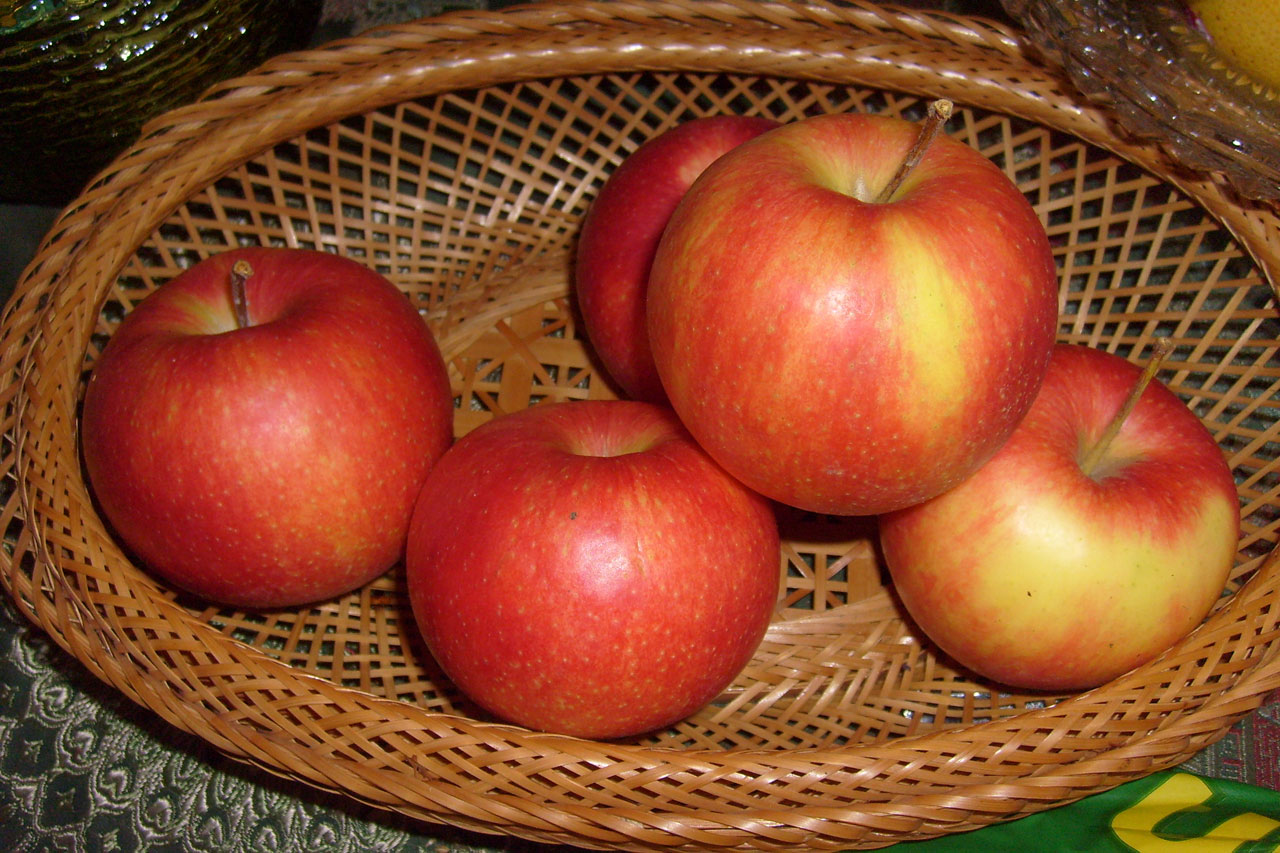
[1191,0,1280,92]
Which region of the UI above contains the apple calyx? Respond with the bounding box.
[230,259,254,329]
[1079,337,1175,478]
[873,98,954,204]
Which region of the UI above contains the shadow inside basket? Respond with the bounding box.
[77,72,1280,751]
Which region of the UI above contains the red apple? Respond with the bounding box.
[646,108,1059,516]
[575,115,779,402]
[81,247,455,609]
[879,343,1240,691]
[405,400,780,739]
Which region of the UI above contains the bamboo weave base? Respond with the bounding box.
[2,1,1280,850]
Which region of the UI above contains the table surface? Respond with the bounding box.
[2,1,1278,851]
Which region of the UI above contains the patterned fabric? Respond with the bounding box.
[319,0,488,33]
[0,598,526,852]
[1180,688,1280,791]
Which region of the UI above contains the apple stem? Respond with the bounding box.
[873,99,954,204]
[230,259,253,329]
[1079,338,1175,476]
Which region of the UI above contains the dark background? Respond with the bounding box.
[0,0,1012,305]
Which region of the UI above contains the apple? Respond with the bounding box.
[1190,0,1280,91]
[646,106,1060,516]
[575,115,779,403]
[81,247,455,609]
[878,342,1240,692]
[405,399,780,739]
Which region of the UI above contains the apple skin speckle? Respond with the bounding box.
[405,400,780,740]
[646,111,1059,516]
[879,343,1240,691]
[81,247,455,610]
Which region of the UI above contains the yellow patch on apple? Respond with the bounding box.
[1192,0,1280,92]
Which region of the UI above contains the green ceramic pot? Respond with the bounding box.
[1,0,321,205]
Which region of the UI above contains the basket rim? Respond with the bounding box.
[4,1,1280,849]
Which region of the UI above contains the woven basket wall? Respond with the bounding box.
[3,1,1280,850]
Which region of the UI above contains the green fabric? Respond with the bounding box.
[889,771,1280,852]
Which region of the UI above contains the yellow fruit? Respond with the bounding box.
[1191,0,1280,91]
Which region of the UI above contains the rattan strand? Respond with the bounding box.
[2,1,1280,850]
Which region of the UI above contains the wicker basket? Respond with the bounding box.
[3,1,1280,849]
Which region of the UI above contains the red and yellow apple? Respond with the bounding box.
[575,115,779,403]
[879,343,1240,691]
[81,247,455,609]
[646,109,1059,516]
[1190,0,1280,91]
[405,400,780,739]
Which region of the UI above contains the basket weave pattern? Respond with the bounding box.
[3,1,1280,849]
